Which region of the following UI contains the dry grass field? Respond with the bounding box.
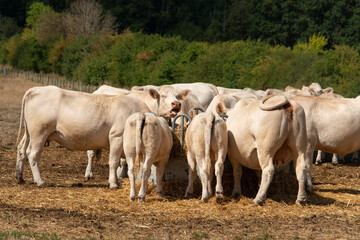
[0,74,360,239]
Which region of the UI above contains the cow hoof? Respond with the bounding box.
[130,196,136,202]
[157,191,164,197]
[138,197,145,203]
[231,193,240,199]
[84,176,93,181]
[216,192,224,199]
[109,184,118,189]
[296,198,307,205]
[16,177,25,184]
[253,198,265,206]
[184,193,193,199]
[201,197,209,203]
[314,161,322,165]
[37,182,46,188]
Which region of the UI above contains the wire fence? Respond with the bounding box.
[1,65,97,93]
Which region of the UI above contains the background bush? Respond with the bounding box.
[2,29,360,97]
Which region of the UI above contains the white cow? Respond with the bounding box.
[171,82,218,109]
[227,94,309,205]
[184,112,228,202]
[15,86,150,188]
[123,112,173,202]
[84,85,190,180]
[291,96,360,184]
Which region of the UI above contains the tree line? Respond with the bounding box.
[2,0,360,47]
[1,1,360,97]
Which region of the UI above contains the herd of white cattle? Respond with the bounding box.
[15,82,360,205]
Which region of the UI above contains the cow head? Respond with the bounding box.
[148,86,191,119]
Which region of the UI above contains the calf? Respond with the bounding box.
[184,112,228,202]
[123,112,173,202]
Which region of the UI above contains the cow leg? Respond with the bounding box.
[185,151,197,199]
[293,152,307,205]
[116,158,128,179]
[230,160,242,199]
[155,158,167,197]
[108,137,122,189]
[332,154,340,165]
[26,140,45,187]
[208,163,214,197]
[215,152,225,199]
[351,151,359,163]
[85,149,101,181]
[138,154,153,202]
[305,147,313,192]
[254,153,275,205]
[315,150,325,165]
[126,154,137,201]
[198,154,211,203]
[15,135,28,184]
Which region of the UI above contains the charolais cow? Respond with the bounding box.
[15,86,150,188]
[291,95,360,184]
[84,85,190,181]
[123,112,173,202]
[171,82,218,109]
[226,93,309,205]
[184,112,228,202]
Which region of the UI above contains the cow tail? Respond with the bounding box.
[204,112,215,165]
[135,112,146,158]
[16,89,31,145]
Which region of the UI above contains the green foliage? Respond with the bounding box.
[26,2,53,29]
[73,54,111,85]
[60,35,98,79]
[2,27,360,97]
[294,34,328,54]
[0,39,8,64]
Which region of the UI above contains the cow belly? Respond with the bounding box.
[48,130,110,151]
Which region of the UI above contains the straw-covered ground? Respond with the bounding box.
[1,75,360,240]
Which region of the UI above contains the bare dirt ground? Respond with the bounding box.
[0,74,360,240]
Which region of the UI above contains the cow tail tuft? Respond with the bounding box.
[204,112,215,165]
[135,112,146,158]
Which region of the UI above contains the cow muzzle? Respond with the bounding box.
[170,101,181,117]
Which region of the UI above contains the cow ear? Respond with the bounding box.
[148,89,160,100]
[216,103,228,114]
[178,89,191,100]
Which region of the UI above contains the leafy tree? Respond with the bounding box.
[0,15,21,40]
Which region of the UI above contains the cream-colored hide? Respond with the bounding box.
[226,95,308,205]
[15,86,150,188]
[123,112,173,202]
[184,112,228,202]
[292,96,360,185]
